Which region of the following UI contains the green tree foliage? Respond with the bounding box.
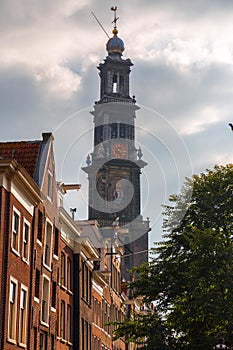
[114,165,233,349]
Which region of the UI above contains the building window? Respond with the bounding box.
[102,300,111,334]
[61,252,66,287]
[22,219,30,262]
[52,281,56,309]
[81,261,91,304]
[37,210,43,242]
[19,285,28,345]
[35,269,40,299]
[41,276,50,324]
[48,171,53,201]
[93,298,101,327]
[51,334,55,350]
[40,332,47,350]
[60,300,65,339]
[82,319,91,350]
[93,336,101,350]
[8,277,18,341]
[67,305,71,342]
[54,227,59,256]
[44,220,53,268]
[12,209,20,253]
[67,258,71,291]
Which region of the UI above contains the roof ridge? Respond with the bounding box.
[0,140,41,144]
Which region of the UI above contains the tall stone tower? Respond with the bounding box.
[83,8,150,281]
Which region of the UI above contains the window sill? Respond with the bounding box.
[7,337,16,344]
[47,195,53,203]
[11,247,20,257]
[37,239,42,247]
[43,263,52,272]
[81,297,91,308]
[19,342,27,348]
[51,307,56,313]
[60,284,67,291]
[22,257,29,265]
[53,254,59,260]
[67,289,73,295]
[40,320,49,328]
[34,296,40,303]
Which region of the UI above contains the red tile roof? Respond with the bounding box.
[0,141,41,178]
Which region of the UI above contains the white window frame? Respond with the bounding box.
[22,218,30,264]
[43,219,53,269]
[41,275,50,326]
[7,276,18,343]
[19,284,28,346]
[11,207,20,256]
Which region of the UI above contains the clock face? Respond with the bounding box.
[112,143,127,159]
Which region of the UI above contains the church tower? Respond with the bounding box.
[83,8,150,280]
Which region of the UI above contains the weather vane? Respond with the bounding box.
[111,6,119,29]
[91,6,120,39]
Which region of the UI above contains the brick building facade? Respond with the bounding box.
[0,132,127,350]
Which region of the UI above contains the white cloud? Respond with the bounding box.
[34,64,81,99]
[179,105,222,135]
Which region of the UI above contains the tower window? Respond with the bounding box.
[94,125,103,146]
[128,125,134,140]
[112,74,117,93]
[120,76,124,94]
[111,123,118,139]
[120,124,126,138]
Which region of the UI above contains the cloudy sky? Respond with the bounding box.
[1,0,233,245]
